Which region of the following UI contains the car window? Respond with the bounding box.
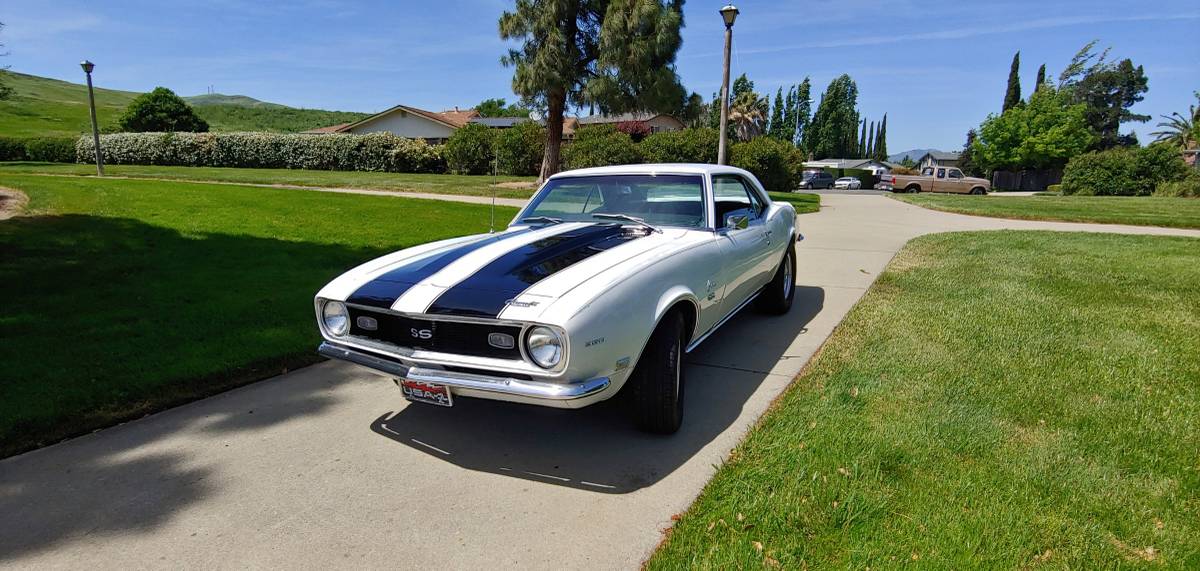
[712,175,761,227]
[948,169,963,179]
[937,168,946,179]
[922,167,934,176]
[524,174,705,228]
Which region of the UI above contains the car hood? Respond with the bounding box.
[331,222,696,320]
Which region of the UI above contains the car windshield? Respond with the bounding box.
[520,174,706,229]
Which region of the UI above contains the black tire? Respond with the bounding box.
[629,312,686,434]
[970,187,987,195]
[756,244,796,315]
[906,184,921,193]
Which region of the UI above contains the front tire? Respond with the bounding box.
[756,244,796,315]
[629,312,686,434]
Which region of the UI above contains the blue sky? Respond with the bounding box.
[4,0,1198,152]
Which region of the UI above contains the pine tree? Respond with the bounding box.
[795,78,812,155]
[768,87,785,140]
[858,120,868,158]
[873,114,888,161]
[1034,64,1046,93]
[1003,51,1022,111]
[782,85,797,146]
[500,0,686,180]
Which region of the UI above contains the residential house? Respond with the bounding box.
[804,158,891,175]
[307,104,576,141]
[916,151,961,169]
[577,112,685,133]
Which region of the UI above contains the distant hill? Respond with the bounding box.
[0,71,369,137]
[888,148,941,163]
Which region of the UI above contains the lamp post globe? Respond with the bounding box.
[80,60,95,74]
[720,4,739,28]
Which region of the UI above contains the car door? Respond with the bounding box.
[932,167,948,192]
[712,174,773,313]
[945,168,968,193]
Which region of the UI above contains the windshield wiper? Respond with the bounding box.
[592,213,661,233]
[521,216,563,225]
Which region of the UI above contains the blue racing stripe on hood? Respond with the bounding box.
[426,223,645,318]
[346,229,531,309]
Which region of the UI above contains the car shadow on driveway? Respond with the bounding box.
[370,286,825,494]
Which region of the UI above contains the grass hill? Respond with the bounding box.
[0,71,369,137]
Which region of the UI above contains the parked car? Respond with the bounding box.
[315,164,800,434]
[879,166,990,194]
[833,177,862,190]
[798,171,834,189]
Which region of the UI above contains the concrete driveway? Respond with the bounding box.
[2,194,1197,569]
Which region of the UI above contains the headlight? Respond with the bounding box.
[322,300,349,336]
[526,326,563,368]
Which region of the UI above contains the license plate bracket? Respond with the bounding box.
[399,378,453,407]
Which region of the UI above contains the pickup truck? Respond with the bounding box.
[878,166,990,194]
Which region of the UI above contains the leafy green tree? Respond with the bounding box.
[0,22,14,101]
[767,87,785,140]
[444,122,497,174]
[676,92,705,127]
[974,86,1096,171]
[872,113,888,162]
[475,98,530,117]
[1003,51,1021,111]
[1057,42,1149,149]
[494,120,545,175]
[808,75,860,159]
[118,87,209,132]
[795,78,812,155]
[958,128,984,177]
[499,0,686,179]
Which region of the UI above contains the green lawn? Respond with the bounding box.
[894,192,1200,229]
[0,162,821,213]
[0,173,518,457]
[650,231,1200,568]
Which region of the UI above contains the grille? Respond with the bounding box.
[347,307,523,360]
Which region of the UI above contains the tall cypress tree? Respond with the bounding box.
[809,74,859,159]
[858,120,868,157]
[873,113,888,161]
[1003,51,1022,111]
[795,78,813,155]
[782,85,797,146]
[768,87,785,140]
[866,121,875,160]
[1034,63,1046,92]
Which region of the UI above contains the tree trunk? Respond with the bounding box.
[540,88,566,182]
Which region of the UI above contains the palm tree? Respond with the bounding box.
[728,91,767,141]
[1150,92,1199,150]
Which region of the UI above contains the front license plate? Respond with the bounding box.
[399,379,453,407]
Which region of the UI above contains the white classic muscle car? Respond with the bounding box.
[316,164,800,433]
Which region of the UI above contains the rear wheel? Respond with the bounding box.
[906,184,922,193]
[629,312,686,434]
[756,244,796,314]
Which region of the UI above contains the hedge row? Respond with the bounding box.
[75,132,446,173]
[443,121,547,177]
[1061,144,1192,196]
[0,136,78,163]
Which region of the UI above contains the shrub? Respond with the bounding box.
[494,121,545,176]
[615,121,652,142]
[444,123,496,175]
[640,128,718,164]
[562,126,641,170]
[76,131,448,173]
[1046,184,1063,194]
[0,137,27,161]
[1153,173,1200,198]
[730,137,795,192]
[24,137,78,163]
[1062,144,1191,196]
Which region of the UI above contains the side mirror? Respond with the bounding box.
[725,214,749,231]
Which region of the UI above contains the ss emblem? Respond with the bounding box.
[410,328,433,340]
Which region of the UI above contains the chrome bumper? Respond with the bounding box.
[318,342,610,401]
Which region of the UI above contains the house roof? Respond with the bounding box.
[333,104,476,133]
[920,151,961,161]
[806,158,888,169]
[469,117,532,128]
[301,123,351,134]
[577,112,678,124]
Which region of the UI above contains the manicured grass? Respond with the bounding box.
[0,173,518,457]
[0,162,538,199]
[768,191,820,214]
[649,231,1200,568]
[894,192,1200,229]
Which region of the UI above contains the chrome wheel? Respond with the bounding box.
[782,255,793,299]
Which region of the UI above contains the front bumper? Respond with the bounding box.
[318,341,611,408]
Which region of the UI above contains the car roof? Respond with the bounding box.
[548,163,756,180]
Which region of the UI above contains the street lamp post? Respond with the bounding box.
[716,4,739,165]
[80,60,104,176]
